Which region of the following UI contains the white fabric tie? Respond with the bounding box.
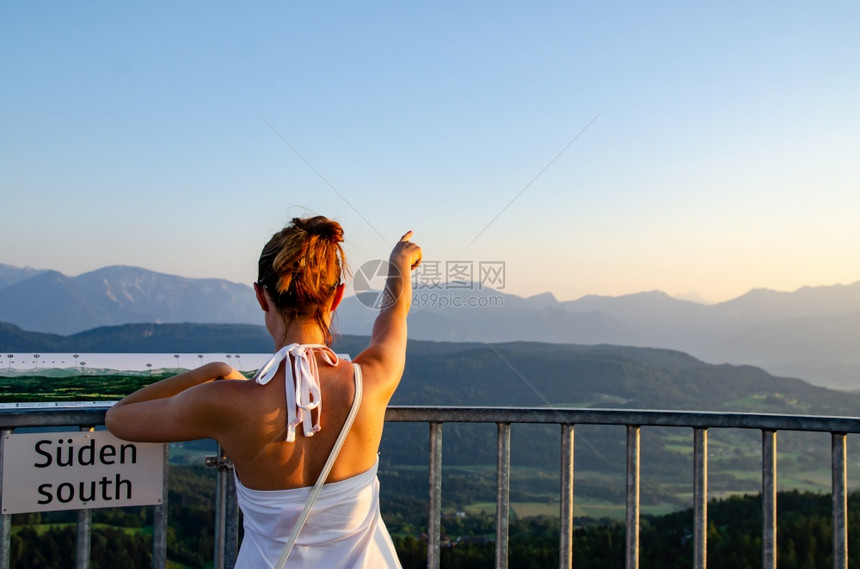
[254,343,339,442]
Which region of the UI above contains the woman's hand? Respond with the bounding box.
[389,230,422,271]
[209,362,247,380]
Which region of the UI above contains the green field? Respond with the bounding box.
[0,372,166,403]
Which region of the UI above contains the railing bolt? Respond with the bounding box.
[205,455,234,472]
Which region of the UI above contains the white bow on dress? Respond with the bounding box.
[254,343,339,442]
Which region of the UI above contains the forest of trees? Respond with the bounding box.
[393,490,860,569]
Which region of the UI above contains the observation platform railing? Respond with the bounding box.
[1,405,859,569]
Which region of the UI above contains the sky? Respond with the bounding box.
[1,2,858,304]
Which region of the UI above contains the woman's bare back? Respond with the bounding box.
[218,355,386,490]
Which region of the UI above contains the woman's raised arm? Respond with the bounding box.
[354,231,421,400]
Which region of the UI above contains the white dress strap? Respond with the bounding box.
[254,343,339,442]
[273,362,364,569]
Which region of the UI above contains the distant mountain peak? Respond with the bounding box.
[0,264,52,291]
[524,292,558,308]
[672,291,711,305]
[571,289,678,304]
[79,265,188,280]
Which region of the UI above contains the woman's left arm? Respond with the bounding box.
[105,362,245,442]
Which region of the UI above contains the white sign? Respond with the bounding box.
[2,431,165,514]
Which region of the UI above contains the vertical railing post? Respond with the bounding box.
[225,471,239,569]
[152,443,169,569]
[693,428,708,569]
[495,423,511,569]
[832,433,848,569]
[762,430,778,569]
[0,429,12,569]
[75,427,92,569]
[559,424,574,569]
[76,508,91,569]
[626,425,640,569]
[214,462,226,569]
[215,469,226,569]
[211,445,235,569]
[428,422,443,569]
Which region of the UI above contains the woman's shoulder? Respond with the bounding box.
[349,352,402,406]
[190,377,261,415]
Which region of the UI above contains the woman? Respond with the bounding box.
[106,216,421,568]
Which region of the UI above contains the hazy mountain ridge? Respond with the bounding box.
[336,281,860,388]
[0,321,273,353]
[0,263,49,289]
[1,263,858,388]
[0,265,260,334]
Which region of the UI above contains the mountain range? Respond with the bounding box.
[336,282,860,390]
[1,263,858,389]
[0,264,259,334]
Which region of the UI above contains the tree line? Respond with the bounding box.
[10,474,860,568]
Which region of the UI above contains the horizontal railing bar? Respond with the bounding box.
[384,407,860,433]
[0,407,111,428]
[4,405,860,433]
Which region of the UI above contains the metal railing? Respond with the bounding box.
[1,405,858,569]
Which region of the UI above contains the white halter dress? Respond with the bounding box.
[233,344,402,569]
